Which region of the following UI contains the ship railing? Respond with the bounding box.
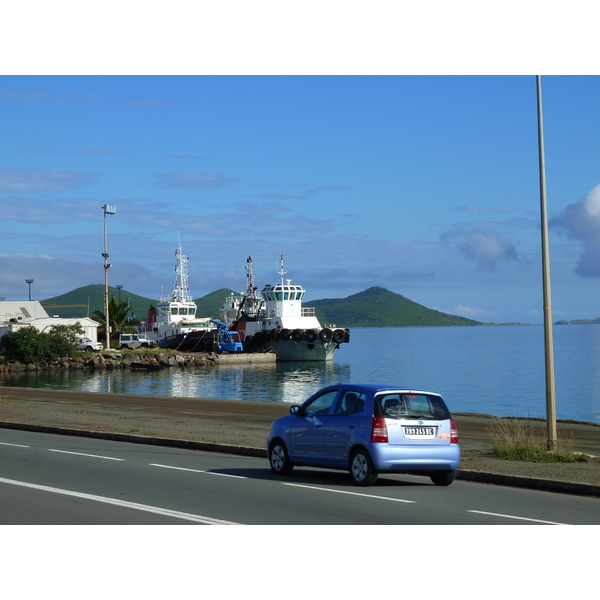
[301,307,316,317]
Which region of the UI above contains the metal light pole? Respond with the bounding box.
[25,279,34,301]
[536,76,558,451]
[102,204,116,350]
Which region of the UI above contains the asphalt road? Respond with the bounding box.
[1,428,599,525]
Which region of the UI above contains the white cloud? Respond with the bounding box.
[551,183,600,277]
[441,227,518,269]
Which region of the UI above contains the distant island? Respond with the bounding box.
[39,284,481,328]
[555,318,600,325]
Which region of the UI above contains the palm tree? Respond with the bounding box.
[92,297,141,338]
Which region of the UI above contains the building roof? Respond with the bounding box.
[0,301,50,322]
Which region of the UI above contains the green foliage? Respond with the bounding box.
[310,287,481,328]
[1,324,83,363]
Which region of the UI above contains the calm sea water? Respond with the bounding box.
[2,325,600,423]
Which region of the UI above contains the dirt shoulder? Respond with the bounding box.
[1,386,599,490]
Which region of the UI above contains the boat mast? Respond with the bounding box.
[246,256,255,295]
[278,255,287,286]
[171,238,192,303]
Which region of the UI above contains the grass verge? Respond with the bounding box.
[489,417,580,463]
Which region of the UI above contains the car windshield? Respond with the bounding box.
[375,393,450,421]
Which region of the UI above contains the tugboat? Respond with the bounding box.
[219,256,349,361]
[144,242,216,351]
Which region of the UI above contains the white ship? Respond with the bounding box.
[144,242,215,351]
[219,256,349,361]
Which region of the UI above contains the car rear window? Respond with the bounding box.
[375,393,450,420]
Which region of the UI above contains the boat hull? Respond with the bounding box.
[241,327,349,361]
[158,329,216,352]
[246,338,338,361]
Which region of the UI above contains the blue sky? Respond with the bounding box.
[1,6,600,324]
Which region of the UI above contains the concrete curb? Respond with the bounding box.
[456,469,600,498]
[2,421,599,498]
[0,421,267,458]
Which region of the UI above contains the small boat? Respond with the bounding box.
[219,256,349,361]
[144,241,216,351]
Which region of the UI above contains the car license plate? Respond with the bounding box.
[404,427,434,436]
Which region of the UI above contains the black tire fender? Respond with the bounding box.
[319,328,333,342]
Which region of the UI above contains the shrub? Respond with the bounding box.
[1,324,82,363]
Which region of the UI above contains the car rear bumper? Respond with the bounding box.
[369,443,460,471]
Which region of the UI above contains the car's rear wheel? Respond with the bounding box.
[349,448,378,486]
[430,469,457,486]
[269,440,293,475]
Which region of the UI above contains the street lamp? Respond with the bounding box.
[102,204,116,350]
[536,76,557,451]
[25,279,34,301]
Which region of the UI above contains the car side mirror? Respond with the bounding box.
[290,405,300,415]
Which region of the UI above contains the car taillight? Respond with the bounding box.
[371,417,388,443]
[450,418,459,444]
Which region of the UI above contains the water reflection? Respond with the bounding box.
[0,360,351,406]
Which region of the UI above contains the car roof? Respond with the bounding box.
[326,383,441,396]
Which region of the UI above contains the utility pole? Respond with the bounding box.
[102,204,116,351]
[536,76,558,451]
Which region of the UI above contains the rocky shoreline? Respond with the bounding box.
[0,349,276,373]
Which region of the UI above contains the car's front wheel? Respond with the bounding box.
[269,440,293,475]
[349,448,378,486]
[430,469,457,486]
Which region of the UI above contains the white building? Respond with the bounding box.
[0,301,100,341]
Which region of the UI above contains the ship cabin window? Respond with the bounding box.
[171,308,178,315]
[284,293,289,300]
[276,293,282,300]
[179,308,188,315]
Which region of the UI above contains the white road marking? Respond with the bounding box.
[48,449,125,461]
[0,442,30,448]
[468,510,568,525]
[0,477,241,525]
[283,482,416,503]
[150,463,246,478]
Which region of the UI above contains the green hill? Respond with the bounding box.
[194,288,235,319]
[41,285,152,320]
[308,286,480,327]
[41,285,480,328]
[40,285,235,323]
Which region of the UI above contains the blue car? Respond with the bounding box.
[267,383,460,486]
